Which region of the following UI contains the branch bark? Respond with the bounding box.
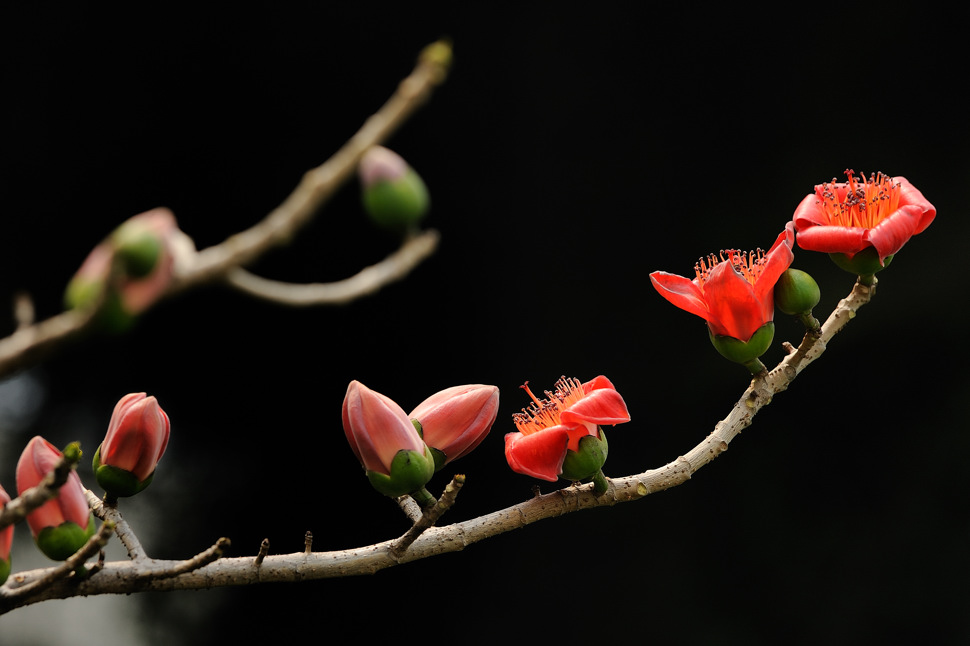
[0,279,874,612]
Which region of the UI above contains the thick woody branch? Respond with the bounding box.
[0,280,873,611]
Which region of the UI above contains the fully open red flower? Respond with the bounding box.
[792,170,935,265]
[650,223,794,342]
[505,375,630,482]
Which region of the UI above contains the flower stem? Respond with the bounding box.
[742,357,767,375]
[409,487,437,508]
[798,312,821,333]
[590,469,609,495]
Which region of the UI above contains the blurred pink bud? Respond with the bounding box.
[342,380,426,476]
[65,207,181,319]
[16,436,91,538]
[358,146,409,187]
[410,384,499,468]
[97,393,170,482]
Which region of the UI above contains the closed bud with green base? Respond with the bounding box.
[342,381,436,505]
[93,393,170,501]
[774,268,821,332]
[16,437,96,561]
[358,146,430,232]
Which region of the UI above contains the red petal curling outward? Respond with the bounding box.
[792,174,936,264]
[561,378,631,427]
[504,427,570,482]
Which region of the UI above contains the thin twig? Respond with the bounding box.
[390,475,465,559]
[225,229,440,306]
[86,489,146,560]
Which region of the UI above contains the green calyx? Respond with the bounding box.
[112,228,162,278]
[0,557,9,586]
[35,516,96,561]
[362,169,430,232]
[93,445,154,498]
[365,447,435,499]
[709,322,774,374]
[560,428,609,482]
[829,248,893,281]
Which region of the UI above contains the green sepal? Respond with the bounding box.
[362,169,430,232]
[774,268,820,316]
[829,248,893,278]
[560,428,609,482]
[429,447,448,472]
[64,280,137,334]
[35,516,97,561]
[93,445,154,498]
[365,448,435,498]
[0,557,10,586]
[709,322,774,367]
[112,228,162,278]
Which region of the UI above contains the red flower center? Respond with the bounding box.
[694,248,767,288]
[512,377,585,435]
[818,169,902,229]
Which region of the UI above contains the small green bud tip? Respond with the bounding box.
[35,516,96,561]
[62,442,82,462]
[560,429,609,482]
[709,323,774,374]
[829,248,893,279]
[420,40,453,73]
[365,448,435,499]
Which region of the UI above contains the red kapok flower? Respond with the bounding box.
[650,223,795,343]
[505,376,630,482]
[792,170,936,267]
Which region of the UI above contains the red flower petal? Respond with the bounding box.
[561,387,630,427]
[504,427,569,481]
[649,272,713,324]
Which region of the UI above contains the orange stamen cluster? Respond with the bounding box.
[513,376,585,435]
[819,169,901,229]
[694,248,767,287]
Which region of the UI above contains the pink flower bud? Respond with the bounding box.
[93,393,170,498]
[342,381,436,499]
[410,384,499,469]
[16,436,91,538]
[65,208,183,331]
[342,380,426,476]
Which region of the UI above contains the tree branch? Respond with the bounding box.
[0,279,873,612]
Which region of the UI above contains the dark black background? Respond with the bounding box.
[2,3,968,644]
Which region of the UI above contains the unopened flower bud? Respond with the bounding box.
[342,381,435,500]
[16,437,95,561]
[410,384,499,471]
[358,146,430,232]
[64,208,181,332]
[774,268,821,331]
[93,393,170,500]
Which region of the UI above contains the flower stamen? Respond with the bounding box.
[513,376,585,436]
[819,169,902,229]
[694,248,767,287]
